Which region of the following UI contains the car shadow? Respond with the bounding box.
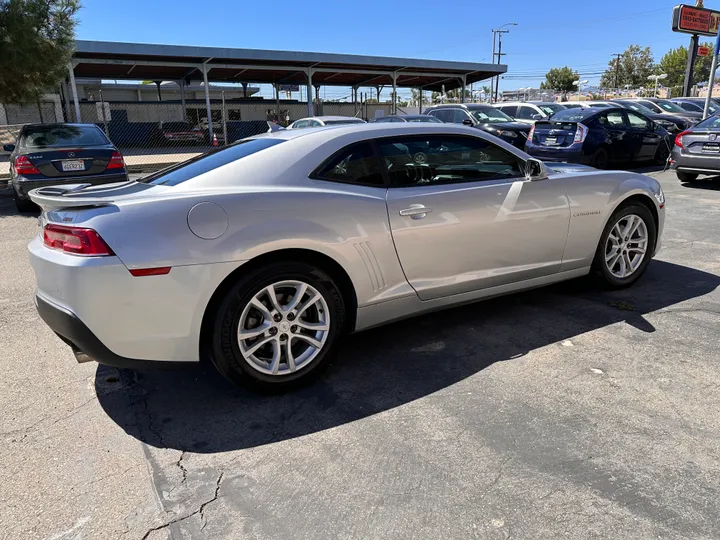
[682,177,720,191]
[96,260,720,453]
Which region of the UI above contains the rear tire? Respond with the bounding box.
[209,261,345,392]
[590,147,609,169]
[13,187,35,213]
[592,202,656,289]
[677,171,699,182]
[654,141,670,165]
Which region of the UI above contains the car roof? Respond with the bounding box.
[427,103,493,109]
[22,122,100,130]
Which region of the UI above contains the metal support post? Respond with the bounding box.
[222,91,228,145]
[68,62,81,122]
[392,71,397,114]
[202,63,213,140]
[307,68,313,117]
[179,80,187,121]
[418,87,422,113]
[460,75,466,104]
[684,34,700,97]
[274,83,280,122]
[704,31,720,118]
[99,89,109,136]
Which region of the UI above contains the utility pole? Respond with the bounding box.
[493,30,509,102]
[612,53,622,93]
[490,31,497,102]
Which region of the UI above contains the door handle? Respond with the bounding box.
[399,204,432,219]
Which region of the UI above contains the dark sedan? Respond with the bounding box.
[373,114,443,123]
[671,114,720,182]
[425,104,531,148]
[525,107,670,168]
[610,99,691,134]
[4,123,128,212]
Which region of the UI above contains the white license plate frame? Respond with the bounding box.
[545,136,558,146]
[61,160,85,172]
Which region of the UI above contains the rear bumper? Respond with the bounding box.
[671,148,720,175]
[524,144,591,164]
[13,172,129,199]
[35,293,183,369]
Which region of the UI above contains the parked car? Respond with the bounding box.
[4,123,128,212]
[373,114,443,123]
[288,116,366,129]
[425,104,531,148]
[595,99,690,134]
[671,114,720,182]
[617,98,701,125]
[669,97,720,115]
[557,101,608,109]
[492,101,567,124]
[525,107,671,168]
[149,121,205,146]
[28,123,665,391]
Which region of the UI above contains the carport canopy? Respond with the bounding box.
[68,40,507,136]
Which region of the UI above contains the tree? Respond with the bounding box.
[541,67,579,92]
[658,43,714,90]
[600,45,654,89]
[0,0,80,105]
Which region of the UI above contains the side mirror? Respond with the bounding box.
[532,114,544,120]
[462,118,473,126]
[525,158,548,181]
[3,144,15,152]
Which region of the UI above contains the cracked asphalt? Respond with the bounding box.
[1,169,719,540]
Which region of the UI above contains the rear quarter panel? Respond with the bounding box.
[552,170,663,270]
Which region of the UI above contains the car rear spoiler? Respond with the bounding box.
[28,182,128,211]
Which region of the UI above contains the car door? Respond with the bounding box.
[626,110,661,160]
[498,105,518,119]
[516,105,539,123]
[381,133,570,300]
[597,109,633,161]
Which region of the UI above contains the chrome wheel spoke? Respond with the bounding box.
[264,284,284,313]
[249,297,272,321]
[628,245,646,254]
[605,245,620,263]
[605,214,649,279]
[297,293,321,317]
[238,323,270,340]
[284,339,296,372]
[617,252,627,277]
[285,283,308,313]
[245,335,274,356]
[293,333,323,349]
[296,320,329,332]
[269,339,281,375]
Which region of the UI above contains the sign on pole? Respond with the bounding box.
[95,102,111,122]
[698,45,711,56]
[672,4,720,36]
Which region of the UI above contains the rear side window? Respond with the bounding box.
[140,138,284,186]
[312,142,385,186]
[21,125,108,148]
[499,105,518,117]
[516,106,537,120]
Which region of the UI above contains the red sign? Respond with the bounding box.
[672,4,720,36]
[698,45,710,56]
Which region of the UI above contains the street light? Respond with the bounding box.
[648,73,668,97]
[491,22,517,102]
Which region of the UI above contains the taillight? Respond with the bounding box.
[574,123,588,144]
[43,224,114,256]
[15,155,40,175]
[675,129,691,148]
[527,124,535,142]
[106,151,125,170]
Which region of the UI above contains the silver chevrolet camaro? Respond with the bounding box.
[28,123,665,391]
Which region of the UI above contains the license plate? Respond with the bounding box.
[545,136,558,145]
[702,143,720,152]
[61,160,85,171]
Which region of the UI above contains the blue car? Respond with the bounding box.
[525,107,671,168]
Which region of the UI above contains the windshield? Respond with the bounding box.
[655,100,686,113]
[549,108,596,121]
[139,138,285,186]
[407,116,442,123]
[21,125,109,148]
[537,104,565,114]
[615,101,657,116]
[470,107,514,123]
[694,115,720,129]
[324,119,364,125]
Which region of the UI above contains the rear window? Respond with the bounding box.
[324,119,364,125]
[21,125,108,148]
[139,138,285,186]
[537,104,565,114]
[694,115,720,129]
[549,108,597,121]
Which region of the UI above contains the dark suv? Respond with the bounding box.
[425,104,531,148]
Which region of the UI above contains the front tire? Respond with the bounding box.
[210,261,345,392]
[592,203,656,288]
[677,171,698,182]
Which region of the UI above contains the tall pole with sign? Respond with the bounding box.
[672,3,720,96]
[703,30,720,117]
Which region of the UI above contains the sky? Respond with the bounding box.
[75,0,701,100]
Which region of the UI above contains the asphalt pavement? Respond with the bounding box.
[1,169,719,540]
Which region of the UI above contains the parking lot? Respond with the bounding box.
[0,168,719,539]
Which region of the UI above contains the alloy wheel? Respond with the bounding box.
[237,280,330,376]
[604,214,648,279]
